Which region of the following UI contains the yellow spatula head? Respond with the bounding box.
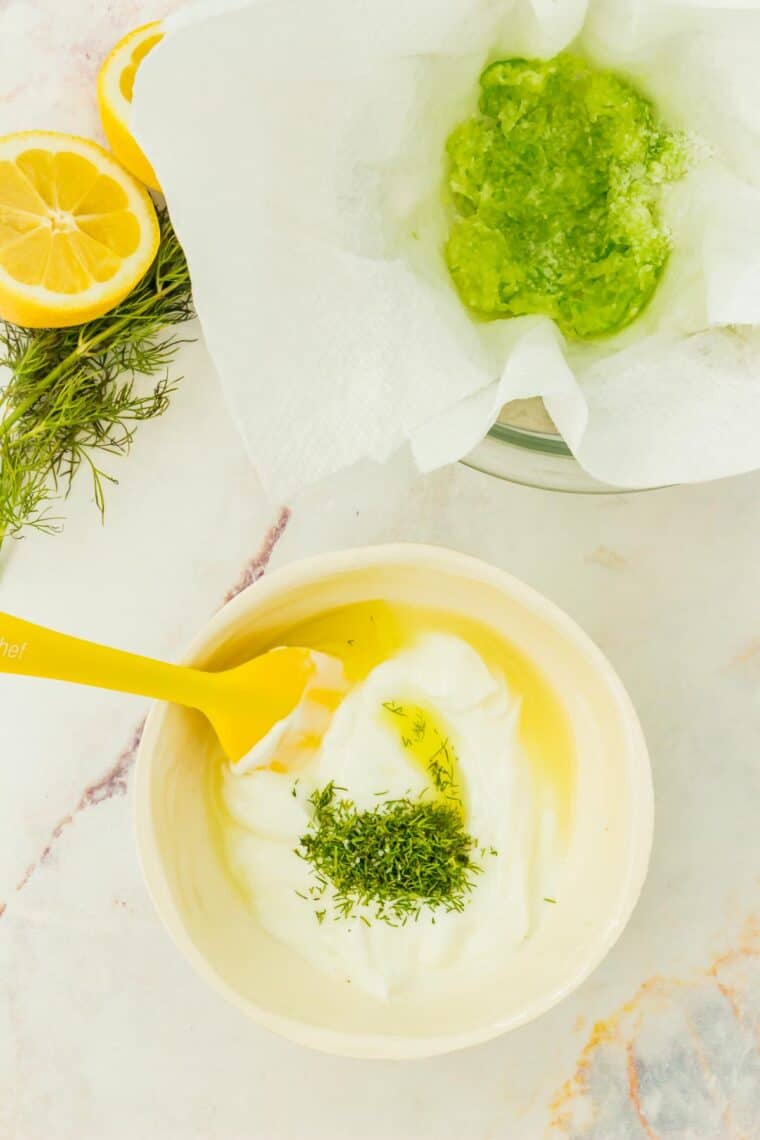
[205,646,320,764]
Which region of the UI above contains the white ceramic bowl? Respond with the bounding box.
[135,545,652,1059]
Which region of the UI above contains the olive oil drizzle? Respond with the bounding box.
[381,699,463,809]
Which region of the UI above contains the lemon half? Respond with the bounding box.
[98,21,164,191]
[0,131,159,328]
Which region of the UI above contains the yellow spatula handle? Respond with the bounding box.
[0,611,211,708]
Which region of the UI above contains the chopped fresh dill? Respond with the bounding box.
[382,700,460,802]
[382,700,406,717]
[296,781,483,925]
[427,737,457,797]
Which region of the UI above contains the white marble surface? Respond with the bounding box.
[4,4,760,1138]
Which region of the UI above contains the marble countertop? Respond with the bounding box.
[4,4,760,1137]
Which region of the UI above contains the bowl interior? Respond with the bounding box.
[135,548,651,1057]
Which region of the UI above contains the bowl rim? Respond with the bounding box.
[464,419,667,495]
[489,418,572,457]
[134,543,653,1059]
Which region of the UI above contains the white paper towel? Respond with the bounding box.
[133,0,760,495]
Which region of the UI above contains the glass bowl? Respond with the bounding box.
[464,398,624,494]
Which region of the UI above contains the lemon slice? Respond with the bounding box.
[0,131,159,328]
[98,21,164,191]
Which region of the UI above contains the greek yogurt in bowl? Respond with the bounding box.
[221,628,564,1002]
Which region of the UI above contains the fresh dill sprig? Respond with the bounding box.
[0,207,193,550]
[296,781,483,926]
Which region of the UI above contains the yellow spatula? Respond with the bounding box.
[0,611,319,763]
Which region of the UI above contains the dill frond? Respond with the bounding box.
[0,207,193,550]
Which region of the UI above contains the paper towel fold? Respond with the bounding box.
[134,0,760,495]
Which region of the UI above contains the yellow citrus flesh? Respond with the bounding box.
[0,131,159,328]
[98,21,164,191]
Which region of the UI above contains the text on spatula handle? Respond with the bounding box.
[0,633,28,660]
